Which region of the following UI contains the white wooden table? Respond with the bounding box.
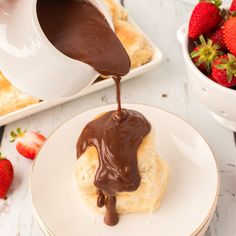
[0,0,235,235]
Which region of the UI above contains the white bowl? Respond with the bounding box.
[0,0,113,100]
[177,24,236,131]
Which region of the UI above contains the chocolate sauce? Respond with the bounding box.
[104,196,119,226]
[114,76,124,119]
[37,0,130,76]
[37,0,151,226]
[97,190,105,208]
[77,107,151,225]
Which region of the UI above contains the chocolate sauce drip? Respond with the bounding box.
[37,0,130,76]
[97,190,105,208]
[97,190,118,226]
[104,196,119,226]
[77,105,151,225]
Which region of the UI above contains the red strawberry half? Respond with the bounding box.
[10,128,46,160]
[189,0,222,40]
[223,16,236,56]
[212,54,236,87]
[0,153,14,199]
[190,35,223,73]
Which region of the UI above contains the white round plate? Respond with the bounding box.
[30,104,219,236]
[36,205,215,236]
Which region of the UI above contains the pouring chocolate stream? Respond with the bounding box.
[37,0,151,226]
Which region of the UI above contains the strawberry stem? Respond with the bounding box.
[214,0,222,7]
[191,35,223,73]
[203,0,222,7]
[10,131,17,143]
[0,152,5,160]
[10,127,27,142]
[220,8,228,19]
[215,54,236,83]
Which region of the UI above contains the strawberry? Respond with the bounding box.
[208,74,215,80]
[190,35,223,73]
[230,0,236,12]
[212,54,236,87]
[209,26,227,50]
[10,128,46,160]
[0,153,14,199]
[223,16,236,56]
[189,0,222,40]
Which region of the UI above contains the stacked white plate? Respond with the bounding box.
[30,104,219,236]
[36,213,214,236]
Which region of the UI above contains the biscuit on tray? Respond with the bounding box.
[0,73,39,116]
[102,0,153,77]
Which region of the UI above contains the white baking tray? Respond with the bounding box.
[0,18,163,126]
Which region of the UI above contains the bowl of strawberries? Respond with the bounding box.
[178,0,236,131]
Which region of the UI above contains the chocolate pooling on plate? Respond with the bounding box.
[37,0,151,226]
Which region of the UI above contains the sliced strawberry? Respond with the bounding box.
[10,128,46,160]
[212,54,236,87]
[0,153,14,199]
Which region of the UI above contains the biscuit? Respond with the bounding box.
[0,73,39,116]
[76,129,169,214]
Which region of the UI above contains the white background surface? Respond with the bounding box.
[0,0,235,235]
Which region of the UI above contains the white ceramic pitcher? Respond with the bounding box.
[0,0,113,100]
